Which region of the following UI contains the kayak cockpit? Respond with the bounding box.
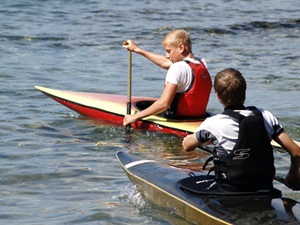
[134,100,155,111]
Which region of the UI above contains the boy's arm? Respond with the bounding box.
[274,131,300,190]
[123,40,172,69]
[182,133,202,152]
[123,83,177,126]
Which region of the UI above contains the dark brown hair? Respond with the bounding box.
[214,68,246,106]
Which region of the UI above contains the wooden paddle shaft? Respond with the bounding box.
[127,50,132,115]
[124,44,132,133]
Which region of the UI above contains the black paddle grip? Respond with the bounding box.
[127,102,131,115]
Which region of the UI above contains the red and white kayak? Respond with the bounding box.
[34,86,209,137]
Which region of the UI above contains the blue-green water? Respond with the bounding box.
[0,0,299,224]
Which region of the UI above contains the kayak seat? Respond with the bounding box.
[133,100,212,120]
[178,175,282,198]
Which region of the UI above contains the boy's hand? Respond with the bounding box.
[285,171,300,190]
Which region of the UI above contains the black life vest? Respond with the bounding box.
[179,106,280,197]
[213,106,275,192]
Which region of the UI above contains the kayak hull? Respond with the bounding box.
[116,151,300,225]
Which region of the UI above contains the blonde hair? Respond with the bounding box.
[214,68,247,106]
[162,29,192,51]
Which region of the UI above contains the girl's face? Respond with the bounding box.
[164,43,184,63]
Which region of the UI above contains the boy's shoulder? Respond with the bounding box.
[197,113,233,130]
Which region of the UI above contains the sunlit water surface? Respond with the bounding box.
[0,0,299,224]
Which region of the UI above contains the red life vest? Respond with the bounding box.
[164,60,212,118]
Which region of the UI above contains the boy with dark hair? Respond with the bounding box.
[182,68,300,194]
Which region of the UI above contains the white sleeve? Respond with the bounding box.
[165,63,181,85]
[165,61,193,92]
[260,108,284,138]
